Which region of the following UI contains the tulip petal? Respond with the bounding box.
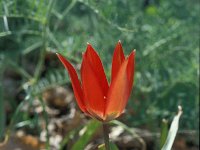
[85,44,109,95]
[127,50,136,96]
[81,53,106,119]
[56,53,86,112]
[105,58,129,120]
[111,41,125,82]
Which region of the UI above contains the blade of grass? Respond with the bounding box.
[71,120,101,150]
[7,59,32,79]
[161,106,183,150]
[47,28,63,50]
[98,142,119,150]
[160,119,168,148]
[3,15,9,31]
[22,41,43,55]
[59,129,78,150]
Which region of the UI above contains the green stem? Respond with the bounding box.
[102,123,110,150]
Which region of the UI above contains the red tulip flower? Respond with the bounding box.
[56,41,135,122]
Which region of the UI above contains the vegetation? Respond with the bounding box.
[0,0,199,149]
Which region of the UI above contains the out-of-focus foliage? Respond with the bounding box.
[0,0,199,144]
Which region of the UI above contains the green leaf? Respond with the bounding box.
[160,119,169,148]
[59,129,77,150]
[161,106,183,150]
[98,142,119,150]
[71,120,101,150]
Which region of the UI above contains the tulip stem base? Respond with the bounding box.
[102,123,110,150]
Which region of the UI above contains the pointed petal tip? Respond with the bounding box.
[86,43,98,55]
[85,43,93,55]
[117,40,122,47]
[129,50,136,56]
[86,42,93,51]
[56,53,63,59]
[127,51,136,60]
[56,53,64,58]
[132,50,136,55]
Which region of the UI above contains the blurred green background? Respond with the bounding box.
[0,0,199,149]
